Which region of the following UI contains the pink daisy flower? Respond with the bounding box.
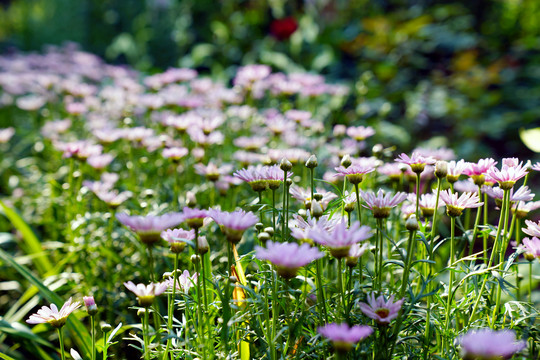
[359,293,404,325]
[395,152,436,174]
[309,220,372,258]
[439,190,483,217]
[255,241,324,278]
[318,323,373,353]
[208,209,258,244]
[458,328,526,360]
[486,161,528,190]
[361,189,408,218]
[116,212,184,245]
[124,281,168,307]
[27,297,81,328]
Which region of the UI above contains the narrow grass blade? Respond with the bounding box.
[0,200,52,274]
[0,248,92,359]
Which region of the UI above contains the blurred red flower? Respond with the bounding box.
[270,17,298,40]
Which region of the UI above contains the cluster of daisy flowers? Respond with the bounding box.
[3,46,538,359]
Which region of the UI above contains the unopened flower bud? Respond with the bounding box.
[255,223,264,231]
[297,209,307,218]
[313,193,323,201]
[264,227,275,236]
[286,178,292,186]
[198,236,209,254]
[435,161,448,179]
[280,158,293,172]
[83,296,98,316]
[344,202,356,213]
[372,144,383,156]
[191,254,200,265]
[406,215,419,231]
[311,200,324,219]
[341,154,352,168]
[137,308,147,317]
[186,191,197,208]
[258,232,271,243]
[100,323,112,333]
[305,155,318,169]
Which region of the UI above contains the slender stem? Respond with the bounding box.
[194,229,205,356]
[483,193,489,261]
[271,268,279,359]
[259,191,264,224]
[143,309,150,360]
[272,189,276,237]
[378,219,385,292]
[310,167,315,212]
[91,316,95,360]
[467,186,483,259]
[57,328,65,360]
[415,173,421,220]
[529,262,532,303]
[445,216,456,334]
[399,229,416,299]
[493,189,512,324]
[354,183,362,224]
[468,189,509,326]
[164,253,179,360]
[337,258,347,321]
[147,246,155,283]
[282,170,288,240]
[103,329,108,360]
[315,258,329,323]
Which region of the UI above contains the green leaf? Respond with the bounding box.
[0,200,52,275]
[519,127,540,153]
[0,248,92,359]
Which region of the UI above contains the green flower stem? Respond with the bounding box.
[103,328,109,360]
[143,309,150,360]
[399,228,416,299]
[493,189,512,323]
[164,253,179,360]
[467,186,484,259]
[347,265,354,312]
[272,189,276,237]
[425,178,442,359]
[444,216,456,334]
[271,268,279,359]
[468,189,509,326]
[415,173,421,220]
[282,170,288,241]
[315,258,329,324]
[222,242,233,352]
[90,315,95,360]
[57,327,65,360]
[516,217,521,300]
[337,258,347,321]
[354,183,362,224]
[194,229,206,357]
[529,262,532,303]
[483,193,489,261]
[259,191,264,224]
[310,167,315,212]
[147,246,156,283]
[377,219,385,292]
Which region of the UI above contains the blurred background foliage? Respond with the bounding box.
[1,0,540,159]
